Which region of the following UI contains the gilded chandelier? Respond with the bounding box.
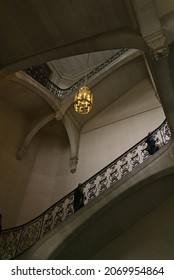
[74,54,93,114]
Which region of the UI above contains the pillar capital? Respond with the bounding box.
[69,156,78,173]
[145,31,169,61]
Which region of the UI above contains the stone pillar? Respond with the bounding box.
[146,34,174,135]
[153,58,174,135]
[145,31,169,61]
[132,0,174,135]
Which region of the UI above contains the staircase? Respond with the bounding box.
[0,119,171,260]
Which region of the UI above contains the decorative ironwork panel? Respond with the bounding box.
[109,163,119,184]
[98,171,108,193]
[130,148,141,168]
[16,218,43,256]
[0,228,22,260]
[87,179,98,201]
[42,211,54,234]
[160,122,171,144]
[54,203,64,225]
[141,141,150,160]
[120,156,130,176]
[66,194,74,216]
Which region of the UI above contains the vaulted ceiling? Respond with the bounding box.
[0,0,144,76]
[0,0,174,76]
[0,0,174,172]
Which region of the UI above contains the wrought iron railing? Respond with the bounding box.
[24,48,129,99]
[0,120,171,260]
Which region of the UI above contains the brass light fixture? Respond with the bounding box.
[74,54,93,114]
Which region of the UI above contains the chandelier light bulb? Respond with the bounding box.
[74,86,93,114]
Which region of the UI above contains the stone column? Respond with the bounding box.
[146,34,174,135]
[132,0,174,135]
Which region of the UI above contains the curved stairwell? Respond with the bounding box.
[0,120,172,260]
[24,48,129,99]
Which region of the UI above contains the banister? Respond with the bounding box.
[0,119,171,260]
[24,48,130,99]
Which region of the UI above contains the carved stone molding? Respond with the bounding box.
[145,31,169,61]
[16,144,27,160]
[69,156,78,173]
[55,110,63,121]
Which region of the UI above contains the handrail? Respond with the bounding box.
[24,48,129,99]
[0,119,171,260]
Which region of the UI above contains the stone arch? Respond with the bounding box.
[1,29,146,77]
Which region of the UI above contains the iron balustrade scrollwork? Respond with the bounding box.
[0,119,171,259]
[24,48,129,99]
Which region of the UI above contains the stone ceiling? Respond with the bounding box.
[48,49,119,82]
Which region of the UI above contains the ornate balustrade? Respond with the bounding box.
[24,48,129,99]
[0,120,171,260]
